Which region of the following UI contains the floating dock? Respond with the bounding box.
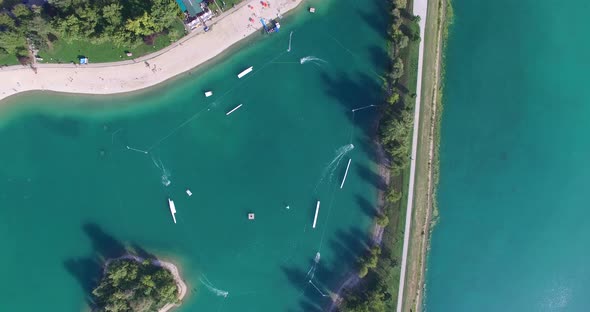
[226,104,243,116]
[260,18,280,33]
[186,189,192,196]
[237,66,253,78]
[312,201,320,229]
[309,7,316,13]
[248,213,255,220]
[168,198,177,224]
[205,91,213,97]
[340,159,352,189]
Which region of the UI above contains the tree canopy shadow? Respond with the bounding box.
[355,162,387,191]
[357,0,390,40]
[356,194,378,217]
[281,226,370,311]
[320,71,382,139]
[64,222,154,307]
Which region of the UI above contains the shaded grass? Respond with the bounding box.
[36,19,185,64]
[0,53,20,66]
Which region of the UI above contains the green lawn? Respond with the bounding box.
[0,53,20,66]
[36,19,186,64]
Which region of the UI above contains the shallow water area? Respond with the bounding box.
[0,0,389,311]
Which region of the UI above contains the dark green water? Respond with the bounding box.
[427,0,590,311]
[0,1,389,311]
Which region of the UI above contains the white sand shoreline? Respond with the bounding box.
[104,255,187,312]
[0,0,303,102]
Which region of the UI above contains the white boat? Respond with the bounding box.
[237,66,253,78]
[226,104,243,116]
[312,201,320,229]
[205,91,213,97]
[168,198,177,224]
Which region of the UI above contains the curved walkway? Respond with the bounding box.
[0,0,302,102]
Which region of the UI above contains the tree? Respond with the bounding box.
[150,0,181,31]
[389,57,404,80]
[93,258,179,312]
[376,214,389,227]
[102,3,123,27]
[0,30,25,55]
[125,12,159,37]
[386,188,402,203]
[0,13,15,29]
[12,4,32,20]
[393,0,407,9]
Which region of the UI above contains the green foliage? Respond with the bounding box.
[385,188,402,203]
[342,0,423,310]
[0,30,25,55]
[341,284,389,312]
[0,13,16,29]
[357,246,381,278]
[12,4,32,20]
[376,214,389,227]
[92,259,178,312]
[0,0,185,63]
[389,57,404,80]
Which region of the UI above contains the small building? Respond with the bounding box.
[176,0,204,17]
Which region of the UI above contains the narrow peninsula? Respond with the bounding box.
[93,256,187,312]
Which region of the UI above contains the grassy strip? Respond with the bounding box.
[400,0,452,311]
[338,0,422,310]
[36,19,185,64]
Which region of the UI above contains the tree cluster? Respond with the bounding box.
[357,246,382,278]
[341,1,422,311]
[92,259,179,312]
[379,4,421,172]
[0,0,182,60]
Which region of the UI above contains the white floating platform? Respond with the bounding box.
[186,189,193,196]
[248,213,255,220]
[237,66,253,78]
[312,201,320,229]
[205,91,213,97]
[168,198,177,224]
[226,104,243,116]
[309,7,316,13]
[340,159,352,189]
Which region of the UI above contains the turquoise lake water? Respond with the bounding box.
[426,0,590,311]
[0,0,389,311]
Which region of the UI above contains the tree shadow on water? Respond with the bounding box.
[356,194,378,218]
[63,222,151,307]
[355,163,388,191]
[320,71,383,139]
[281,226,370,311]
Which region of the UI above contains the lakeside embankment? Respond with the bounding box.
[400,0,449,311]
[0,0,302,102]
[104,255,187,312]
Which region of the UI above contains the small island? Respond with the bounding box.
[92,256,187,312]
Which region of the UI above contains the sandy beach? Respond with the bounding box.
[0,0,303,102]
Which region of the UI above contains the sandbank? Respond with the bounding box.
[0,0,303,102]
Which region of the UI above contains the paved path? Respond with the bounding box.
[396,0,429,311]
